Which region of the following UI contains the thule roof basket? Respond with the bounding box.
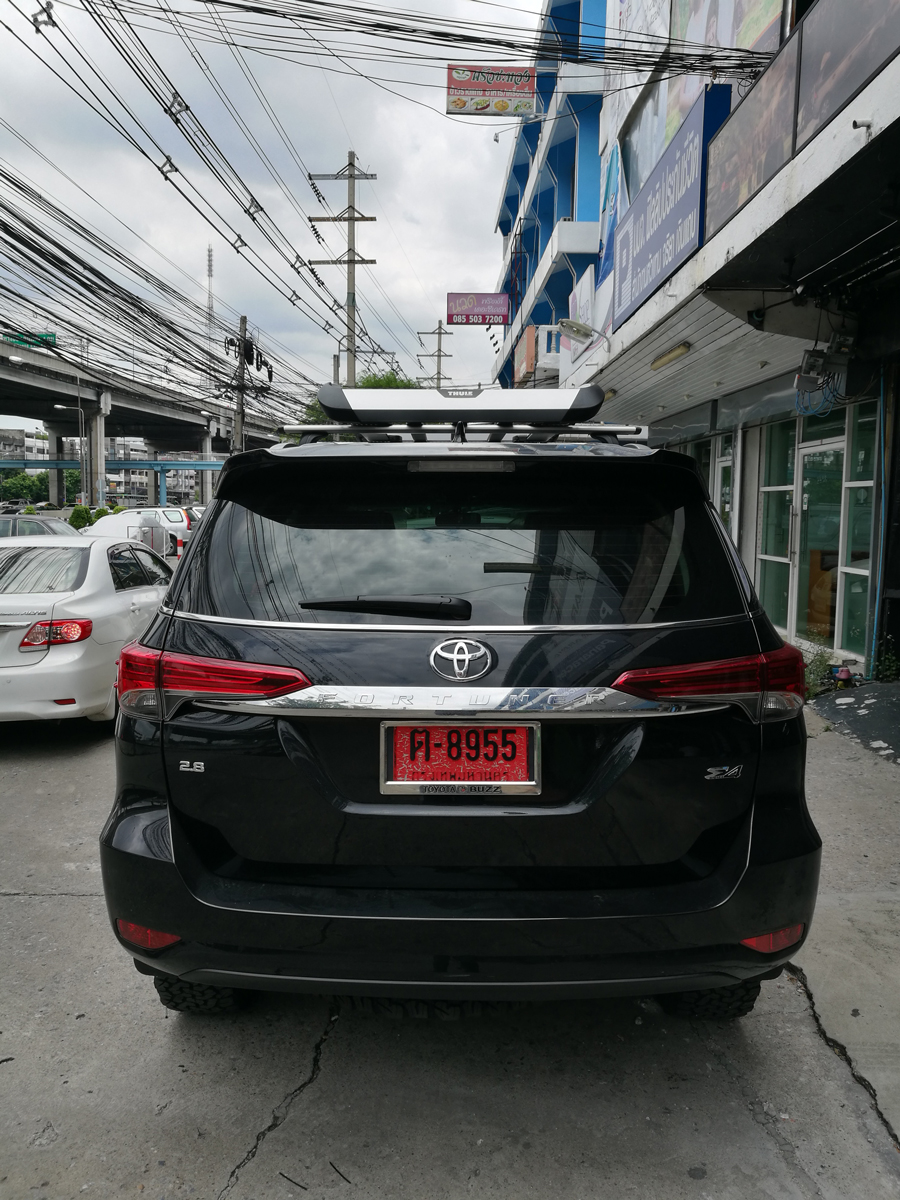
[281,385,648,444]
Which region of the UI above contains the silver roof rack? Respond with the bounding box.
[280,384,647,444]
[279,422,648,444]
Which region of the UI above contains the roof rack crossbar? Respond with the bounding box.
[281,423,646,439]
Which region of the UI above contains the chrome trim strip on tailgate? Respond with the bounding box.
[165,607,750,635]
[197,685,727,719]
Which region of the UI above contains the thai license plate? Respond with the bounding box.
[380,723,541,796]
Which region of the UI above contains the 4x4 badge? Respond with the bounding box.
[705,765,743,781]
[430,638,492,681]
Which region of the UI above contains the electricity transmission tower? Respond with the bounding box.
[417,320,452,387]
[309,150,376,386]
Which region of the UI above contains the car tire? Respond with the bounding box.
[153,975,245,1014]
[658,978,762,1021]
[168,534,178,557]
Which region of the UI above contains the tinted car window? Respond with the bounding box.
[179,458,746,626]
[43,519,80,535]
[132,547,172,585]
[17,519,52,536]
[0,519,12,537]
[109,546,148,591]
[0,545,88,593]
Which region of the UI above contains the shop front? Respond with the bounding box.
[656,388,880,665]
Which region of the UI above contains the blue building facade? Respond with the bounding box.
[492,0,606,387]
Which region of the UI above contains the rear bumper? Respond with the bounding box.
[100,808,820,1000]
[0,642,116,721]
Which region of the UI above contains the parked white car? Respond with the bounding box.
[82,510,169,556]
[0,536,172,722]
[130,506,196,556]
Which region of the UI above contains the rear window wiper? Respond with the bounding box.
[300,594,472,620]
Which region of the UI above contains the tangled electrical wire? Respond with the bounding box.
[0,157,325,427]
[73,0,773,79]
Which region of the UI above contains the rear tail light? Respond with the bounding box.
[611,644,805,722]
[117,642,163,716]
[116,642,311,717]
[740,924,805,953]
[115,919,181,951]
[20,618,93,650]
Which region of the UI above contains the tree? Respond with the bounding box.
[0,469,48,503]
[68,505,93,530]
[65,469,81,503]
[357,370,416,389]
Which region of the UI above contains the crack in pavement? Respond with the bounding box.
[694,1017,827,1198]
[786,961,900,1152]
[215,1003,341,1199]
[0,891,103,898]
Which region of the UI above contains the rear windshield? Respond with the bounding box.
[0,545,88,594]
[178,458,746,626]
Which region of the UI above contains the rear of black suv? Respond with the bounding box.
[100,440,820,1018]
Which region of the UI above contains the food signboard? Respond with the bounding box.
[446,66,536,117]
[447,293,509,325]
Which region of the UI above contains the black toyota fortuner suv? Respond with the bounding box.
[101,386,820,1020]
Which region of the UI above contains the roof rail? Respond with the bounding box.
[279,422,648,444]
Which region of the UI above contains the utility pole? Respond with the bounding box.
[418,320,453,387]
[309,151,376,386]
[233,314,247,454]
[206,245,214,388]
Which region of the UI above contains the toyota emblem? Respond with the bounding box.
[429,638,492,682]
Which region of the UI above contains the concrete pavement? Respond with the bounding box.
[1,714,899,1200]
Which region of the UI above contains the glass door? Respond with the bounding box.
[795,447,844,645]
[757,420,795,634]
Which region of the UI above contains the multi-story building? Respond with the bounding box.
[493,0,900,676]
[0,427,50,473]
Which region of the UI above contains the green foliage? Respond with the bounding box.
[22,505,36,514]
[875,635,900,683]
[798,636,835,699]
[112,505,127,514]
[356,370,416,389]
[68,504,93,530]
[92,507,110,521]
[65,469,82,503]
[0,468,49,503]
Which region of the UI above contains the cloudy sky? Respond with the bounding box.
[0,0,543,428]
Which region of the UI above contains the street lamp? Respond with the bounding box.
[555,318,611,351]
[54,403,86,504]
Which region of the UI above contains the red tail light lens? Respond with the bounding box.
[759,644,806,718]
[612,655,762,700]
[611,645,805,722]
[740,924,804,953]
[160,652,310,697]
[20,618,93,650]
[116,644,311,717]
[117,642,163,717]
[115,919,181,951]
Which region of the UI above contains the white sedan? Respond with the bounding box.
[0,536,172,722]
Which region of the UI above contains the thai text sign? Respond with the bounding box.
[613,88,727,331]
[446,65,536,117]
[447,292,509,325]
